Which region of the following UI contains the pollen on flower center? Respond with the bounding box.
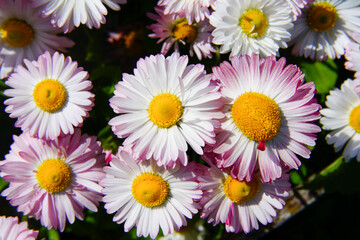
[223,175,261,204]
[349,105,360,133]
[239,9,268,38]
[0,18,34,48]
[36,159,72,193]
[173,19,198,43]
[148,93,183,128]
[33,79,67,113]
[307,2,338,32]
[231,92,281,142]
[131,173,170,207]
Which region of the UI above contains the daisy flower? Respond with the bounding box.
[286,0,313,20]
[320,78,360,162]
[345,42,360,79]
[159,219,206,240]
[148,7,216,60]
[0,0,74,79]
[31,0,127,33]
[101,148,202,239]
[108,52,223,167]
[199,166,290,234]
[290,0,360,61]
[209,53,321,182]
[209,0,293,58]
[4,51,94,140]
[157,0,214,23]
[0,129,105,232]
[0,216,38,240]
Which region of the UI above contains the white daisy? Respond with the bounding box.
[209,0,293,58]
[290,0,360,61]
[147,6,216,60]
[320,78,360,162]
[32,0,127,33]
[199,167,290,234]
[101,148,203,239]
[345,42,360,79]
[157,0,214,23]
[108,52,223,167]
[4,51,94,140]
[0,0,74,79]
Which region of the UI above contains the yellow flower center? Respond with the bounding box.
[239,9,268,38]
[231,92,281,142]
[173,19,198,43]
[131,173,170,208]
[307,2,337,32]
[148,93,183,128]
[0,18,34,48]
[349,105,360,133]
[33,79,67,113]
[36,159,72,193]
[223,175,261,204]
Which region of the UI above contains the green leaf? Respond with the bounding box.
[48,229,61,240]
[0,177,8,192]
[300,58,338,95]
[319,156,344,177]
[290,164,307,185]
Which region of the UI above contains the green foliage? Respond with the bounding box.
[290,164,307,185]
[300,58,338,103]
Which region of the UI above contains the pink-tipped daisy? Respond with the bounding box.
[4,51,94,140]
[209,53,321,182]
[209,0,293,58]
[287,0,314,20]
[31,0,127,33]
[0,0,74,79]
[108,52,223,168]
[0,216,38,240]
[147,7,216,60]
[101,148,202,239]
[290,0,360,61]
[157,0,214,24]
[345,42,360,79]
[320,78,360,162]
[0,129,105,232]
[199,166,290,234]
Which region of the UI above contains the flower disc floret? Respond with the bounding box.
[239,9,268,38]
[36,158,72,193]
[349,105,360,133]
[223,175,261,204]
[0,18,34,47]
[33,79,67,113]
[132,173,169,207]
[173,20,198,43]
[231,92,281,142]
[148,93,183,128]
[307,2,337,32]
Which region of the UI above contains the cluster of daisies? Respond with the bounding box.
[0,0,360,239]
